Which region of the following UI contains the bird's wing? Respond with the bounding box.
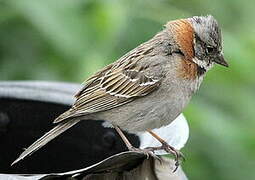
[54,55,161,123]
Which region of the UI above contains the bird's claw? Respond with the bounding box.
[144,142,185,172]
[160,142,184,172]
[128,144,184,172]
[128,147,161,161]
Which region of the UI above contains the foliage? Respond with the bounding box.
[0,0,254,179]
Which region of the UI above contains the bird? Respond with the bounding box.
[12,15,228,169]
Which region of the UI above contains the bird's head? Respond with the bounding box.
[165,15,228,74]
[188,15,228,70]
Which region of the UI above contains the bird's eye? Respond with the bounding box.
[206,46,214,54]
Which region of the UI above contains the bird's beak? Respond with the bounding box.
[214,53,229,67]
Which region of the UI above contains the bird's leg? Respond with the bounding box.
[113,125,160,160]
[146,129,185,172]
[113,125,133,150]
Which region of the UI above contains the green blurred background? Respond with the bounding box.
[0,0,254,179]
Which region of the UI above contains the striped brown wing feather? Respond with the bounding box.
[74,68,160,112]
[54,66,160,123]
[54,44,159,123]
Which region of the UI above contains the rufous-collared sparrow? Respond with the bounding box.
[12,15,228,169]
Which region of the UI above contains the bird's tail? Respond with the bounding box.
[11,118,80,166]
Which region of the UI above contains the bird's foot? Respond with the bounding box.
[145,142,185,172]
[128,146,162,161]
